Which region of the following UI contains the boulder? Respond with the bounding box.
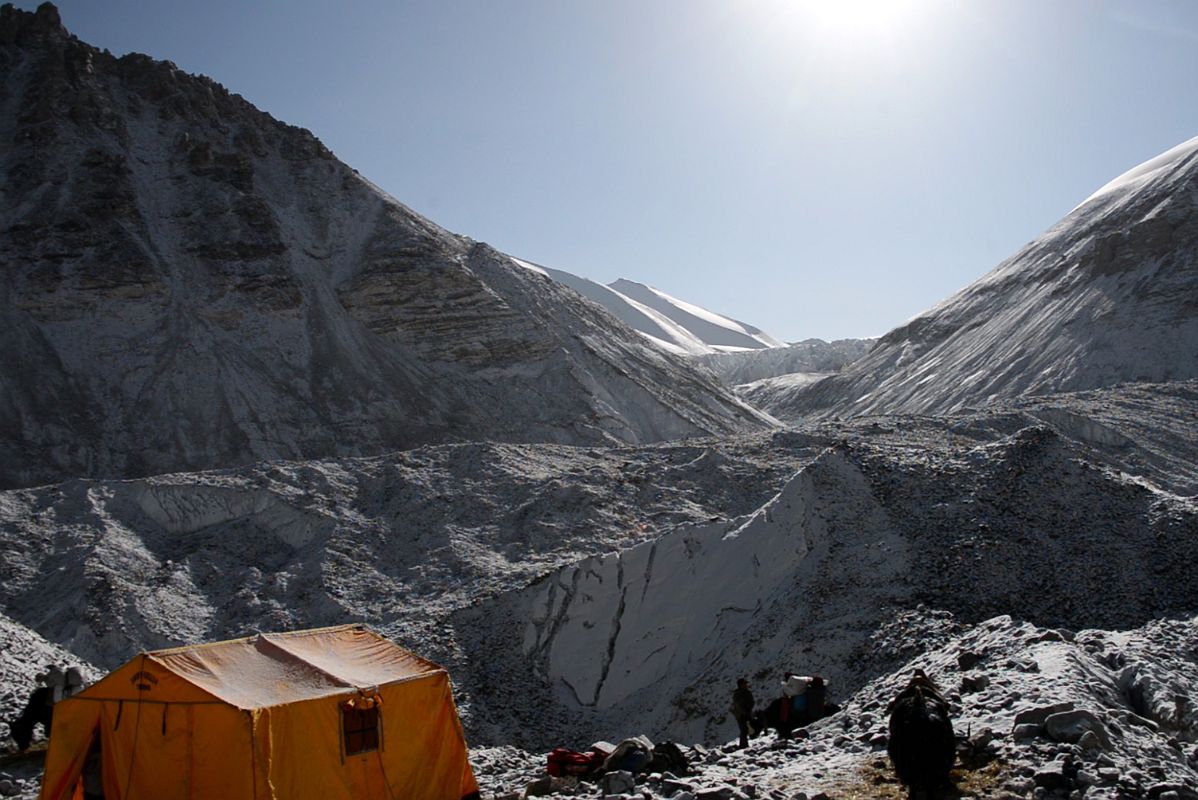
[602,770,636,795]
[1013,701,1075,728]
[1004,777,1035,795]
[695,787,735,800]
[969,727,996,750]
[1033,761,1070,790]
[523,777,553,797]
[1012,723,1042,740]
[957,651,984,670]
[525,776,581,797]
[1045,709,1112,749]
[960,673,990,693]
[663,778,697,795]
[1147,784,1198,800]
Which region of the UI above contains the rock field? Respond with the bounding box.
[2,382,1195,798]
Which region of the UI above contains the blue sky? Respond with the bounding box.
[26,1,1198,341]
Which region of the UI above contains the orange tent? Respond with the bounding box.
[40,624,480,800]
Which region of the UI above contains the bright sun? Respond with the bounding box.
[776,0,930,44]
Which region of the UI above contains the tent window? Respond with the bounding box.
[342,705,379,755]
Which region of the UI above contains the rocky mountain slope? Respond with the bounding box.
[0,4,770,490]
[760,135,1198,421]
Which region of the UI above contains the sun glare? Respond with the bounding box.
[807,0,921,34]
[765,0,933,49]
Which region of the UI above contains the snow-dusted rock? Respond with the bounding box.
[1013,702,1077,729]
[0,5,771,490]
[1045,708,1111,749]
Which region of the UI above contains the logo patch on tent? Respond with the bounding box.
[130,671,159,692]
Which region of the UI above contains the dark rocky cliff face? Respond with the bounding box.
[0,3,770,488]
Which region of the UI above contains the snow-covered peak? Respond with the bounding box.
[509,262,785,356]
[609,278,785,352]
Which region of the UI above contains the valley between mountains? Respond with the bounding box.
[1,5,1197,799]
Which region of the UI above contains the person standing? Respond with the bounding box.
[730,678,755,749]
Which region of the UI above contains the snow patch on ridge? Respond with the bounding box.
[1080,134,1198,207]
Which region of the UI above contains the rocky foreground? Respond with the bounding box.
[3,612,1196,798]
[1,381,1196,798]
[470,613,1198,800]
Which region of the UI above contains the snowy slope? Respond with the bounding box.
[762,135,1198,420]
[511,261,786,356]
[511,259,714,356]
[0,6,771,489]
[609,278,785,352]
[457,399,1198,746]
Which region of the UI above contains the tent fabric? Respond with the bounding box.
[152,635,354,709]
[149,625,444,709]
[39,625,480,800]
[260,626,442,690]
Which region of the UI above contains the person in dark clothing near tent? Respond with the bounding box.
[730,678,755,748]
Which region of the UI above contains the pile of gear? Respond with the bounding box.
[526,735,690,796]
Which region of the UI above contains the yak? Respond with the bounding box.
[8,686,53,751]
[887,670,956,798]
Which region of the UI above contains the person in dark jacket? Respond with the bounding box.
[730,678,755,748]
